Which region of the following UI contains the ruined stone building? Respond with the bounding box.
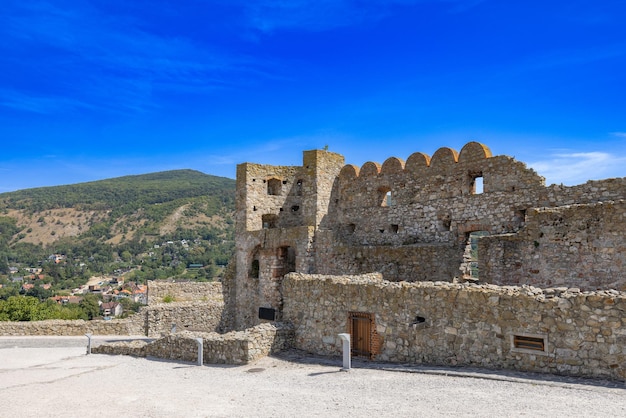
[4,142,623,380]
[235,142,625,328]
[232,142,625,380]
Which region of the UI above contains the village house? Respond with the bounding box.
[100,301,123,318]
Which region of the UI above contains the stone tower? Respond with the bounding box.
[233,150,345,329]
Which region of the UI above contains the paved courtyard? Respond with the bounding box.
[0,336,624,417]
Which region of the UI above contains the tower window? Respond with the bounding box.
[267,178,282,195]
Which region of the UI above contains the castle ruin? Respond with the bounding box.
[234,142,625,327]
[4,142,624,380]
[230,142,625,380]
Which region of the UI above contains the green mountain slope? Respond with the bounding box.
[0,170,236,291]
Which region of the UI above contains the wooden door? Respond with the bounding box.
[350,314,372,358]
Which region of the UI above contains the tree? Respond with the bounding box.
[0,296,48,321]
[120,250,132,263]
[79,294,100,320]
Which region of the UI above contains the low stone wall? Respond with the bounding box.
[0,286,230,338]
[282,273,626,381]
[144,301,227,337]
[93,323,294,365]
[147,280,224,304]
[0,318,144,336]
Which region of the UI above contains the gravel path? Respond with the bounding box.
[0,337,624,417]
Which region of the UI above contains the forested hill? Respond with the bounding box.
[1,169,234,213]
[0,170,236,290]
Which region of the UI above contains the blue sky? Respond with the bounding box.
[1,0,625,192]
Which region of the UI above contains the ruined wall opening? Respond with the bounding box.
[262,214,278,229]
[250,259,260,279]
[295,179,303,196]
[275,246,296,277]
[378,187,393,207]
[267,178,282,196]
[461,231,489,279]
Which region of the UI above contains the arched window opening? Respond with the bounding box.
[267,178,282,196]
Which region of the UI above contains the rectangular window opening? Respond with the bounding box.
[474,176,483,194]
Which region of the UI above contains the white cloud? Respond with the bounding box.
[610,132,626,138]
[528,151,626,186]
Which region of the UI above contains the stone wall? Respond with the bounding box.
[0,281,231,337]
[0,318,144,336]
[234,143,625,330]
[93,323,294,365]
[482,200,626,290]
[143,301,227,337]
[147,280,224,304]
[282,273,626,381]
[315,232,461,281]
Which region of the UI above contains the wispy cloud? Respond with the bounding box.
[0,89,96,114]
[0,2,269,115]
[0,0,491,115]
[610,132,626,138]
[529,151,626,186]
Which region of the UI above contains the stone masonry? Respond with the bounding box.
[282,273,626,381]
[231,142,625,380]
[233,142,625,329]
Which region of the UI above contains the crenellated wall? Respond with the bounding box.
[313,143,625,287]
[235,141,625,363]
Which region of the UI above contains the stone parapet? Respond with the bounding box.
[147,280,224,304]
[0,318,144,336]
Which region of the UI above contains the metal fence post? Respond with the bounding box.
[85,333,92,355]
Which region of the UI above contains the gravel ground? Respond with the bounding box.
[0,337,624,417]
